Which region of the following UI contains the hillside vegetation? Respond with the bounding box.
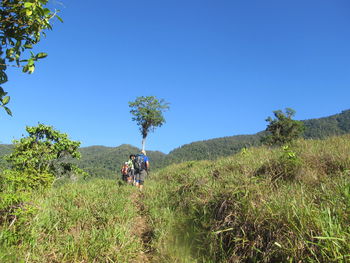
[76,144,166,178]
[165,109,350,165]
[1,135,350,262]
[144,135,350,262]
[0,180,144,262]
[1,109,350,177]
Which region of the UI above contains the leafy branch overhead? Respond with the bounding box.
[129,96,169,151]
[0,0,62,115]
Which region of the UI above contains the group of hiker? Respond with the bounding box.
[120,150,149,190]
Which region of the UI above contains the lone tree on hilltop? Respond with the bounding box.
[262,108,304,146]
[129,96,170,151]
[0,0,62,116]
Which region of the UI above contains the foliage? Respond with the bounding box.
[303,109,350,138]
[144,135,350,262]
[0,168,53,221]
[1,109,350,178]
[255,144,302,181]
[0,0,61,115]
[0,144,12,171]
[1,135,350,261]
[263,108,304,146]
[166,134,263,165]
[1,124,85,227]
[129,96,169,150]
[6,124,83,178]
[0,179,142,262]
[76,144,166,179]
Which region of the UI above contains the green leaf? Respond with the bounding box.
[24,44,33,49]
[28,65,35,74]
[36,53,48,59]
[25,9,33,16]
[28,59,34,66]
[15,40,22,49]
[2,96,10,105]
[43,8,51,16]
[22,65,29,73]
[24,2,33,8]
[56,15,63,23]
[4,106,12,116]
[0,72,8,84]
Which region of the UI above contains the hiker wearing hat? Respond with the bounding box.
[133,150,149,190]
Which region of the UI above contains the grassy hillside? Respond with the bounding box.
[1,135,350,262]
[0,180,145,262]
[144,135,350,262]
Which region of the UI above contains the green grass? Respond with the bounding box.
[0,179,142,262]
[143,135,350,262]
[1,135,350,262]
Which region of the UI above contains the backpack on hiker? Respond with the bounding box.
[133,154,146,172]
[121,163,129,175]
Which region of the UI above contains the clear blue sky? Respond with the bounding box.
[2,0,350,153]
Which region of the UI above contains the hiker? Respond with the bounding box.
[120,162,129,182]
[126,154,135,185]
[133,150,149,191]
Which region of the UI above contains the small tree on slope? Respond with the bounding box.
[6,124,83,179]
[129,96,169,151]
[262,108,304,146]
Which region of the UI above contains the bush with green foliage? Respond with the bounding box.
[263,108,304,146]
[6,124,84,178]
[1,124,86,226]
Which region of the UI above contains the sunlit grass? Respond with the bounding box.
[1,135,350,262]
[0,179,142,262]
[144,135,350,262]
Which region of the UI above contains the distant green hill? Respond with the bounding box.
[76,144,166,178]
[1,109,350,176]
[303,109,350,138]
[165,109,350,164]
[165,133,263,163]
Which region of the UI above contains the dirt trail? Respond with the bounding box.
[131,191,154,263]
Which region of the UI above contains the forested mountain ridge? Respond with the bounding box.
[75,144,166,178]
[165,109,350,164]
[1,109,350,176]
[303,109,350,138]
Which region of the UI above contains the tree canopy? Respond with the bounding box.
[129,96,169,151]
[6,124,83,178]
[0,0,61,115]
[262,108,304,146]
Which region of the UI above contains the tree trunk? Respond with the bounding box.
[141,137,146,151]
